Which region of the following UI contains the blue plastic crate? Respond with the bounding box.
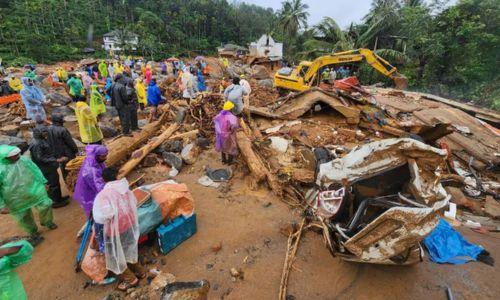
[157,214,197,254]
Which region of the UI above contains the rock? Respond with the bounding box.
[211,241,222,254]
[150,272,176,291]
[196,137,210,150]
[269,136,290,153]
[52,105,74,117]
[162,152,183,170]
[181,143,200,165]
[160,280,210,300]
[229,268,244,280]
[99,124,119,138]
[1,124,19,136]
[257,79,274,89]
[142,153,159,167]
[161,140,183,153]
[226,66,243,78]
[174,108,187,124]
[0,134,28,153]
[252,65,270,79]
[46,93,72,105]
[484,196,500,219]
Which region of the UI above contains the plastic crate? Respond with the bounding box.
[157,214,197,254]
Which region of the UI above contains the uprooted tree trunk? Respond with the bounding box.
[236,119,283,198]
[118,123,181,179]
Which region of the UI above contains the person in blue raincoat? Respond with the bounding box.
[196,69,206,92]
[147,78,162,120]
[20,77,46,121]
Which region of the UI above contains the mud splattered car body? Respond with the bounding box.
[312,138,450,265]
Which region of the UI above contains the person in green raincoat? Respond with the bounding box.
[66,74,85,102]
[0,145,57,245]
[98,61,108,79]
[0,240,33,300]
[90,84,106,117]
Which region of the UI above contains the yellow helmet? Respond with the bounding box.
[223,101,234,111]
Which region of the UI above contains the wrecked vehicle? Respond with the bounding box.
[308,138,451,265]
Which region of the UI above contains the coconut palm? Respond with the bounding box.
[278,0,309,38]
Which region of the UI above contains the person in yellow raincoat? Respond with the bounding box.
[75,98,103,144]
[8,76,23,92]
[56,67,68,82]
[114,62,124,75]
[89,84,106,117]
[135,78,147,110]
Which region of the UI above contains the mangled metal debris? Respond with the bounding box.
[309,138,451,265]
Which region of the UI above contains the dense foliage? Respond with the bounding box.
[0,0,498,108]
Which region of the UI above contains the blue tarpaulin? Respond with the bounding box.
[423,219,484,264]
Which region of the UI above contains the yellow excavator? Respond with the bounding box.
[274,48,408,93]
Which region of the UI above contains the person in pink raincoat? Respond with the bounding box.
[213,101,239,164]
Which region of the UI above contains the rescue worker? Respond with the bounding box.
[20,77,46,121]
[147,78,162,120]
[0,240,33,300]
[73,145,108,217]
[135,78,147,110]
[66,74,85,102]
[214,101,239,164]
[30,126,68,208]
[92,167,145,291]
[89,83,106,117]
[75,98,103,144]
[0,145,57,245]
[47,113,78,179]
[223,77,247,116]
[8,76,23,92]
[239,74,251,118]
[98,61,108,79]
[110,74,138,136]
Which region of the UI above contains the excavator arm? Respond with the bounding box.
[302,48,407,89]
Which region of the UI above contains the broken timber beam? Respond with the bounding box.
[236,120,283,197]
[118,123,181,179]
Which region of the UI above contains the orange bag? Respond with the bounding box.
[150,183,195,221]
[81,233,107,283]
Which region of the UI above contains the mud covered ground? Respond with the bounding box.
[1,149,499,300]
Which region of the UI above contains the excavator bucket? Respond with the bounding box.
[393,73,408,90]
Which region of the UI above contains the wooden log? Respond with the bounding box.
[236,130,266,182]
[118,123,180,179]
[236,119,284,198]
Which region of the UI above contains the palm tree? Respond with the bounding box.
[278,0,309,38]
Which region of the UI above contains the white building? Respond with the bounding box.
[102,30,138,52]
[249,34,283,60]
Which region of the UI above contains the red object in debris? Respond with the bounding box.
[138,234,149,245]
[439,141,454,168]
[334,76,366,94]
[0,93,21,106]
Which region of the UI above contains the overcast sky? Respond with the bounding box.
[242,0,457,28]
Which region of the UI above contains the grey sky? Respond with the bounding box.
[242,0,457,28]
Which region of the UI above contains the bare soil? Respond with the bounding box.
[1,149,499,300]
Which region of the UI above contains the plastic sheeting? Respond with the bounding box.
[423,219,483,264]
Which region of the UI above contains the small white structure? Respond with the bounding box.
[249,34,283,60]
[102,30,139,52]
